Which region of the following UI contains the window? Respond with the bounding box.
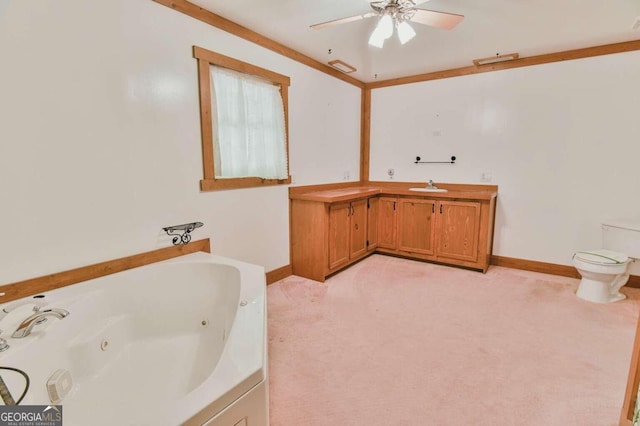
[194,46,291,191]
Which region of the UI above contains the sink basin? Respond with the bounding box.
[409,188,448,193]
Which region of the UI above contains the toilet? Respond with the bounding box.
[573,219,640,303]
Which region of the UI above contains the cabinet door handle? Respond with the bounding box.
[432,204,435,214]
[440,204,443,214]
[393,201,396,211]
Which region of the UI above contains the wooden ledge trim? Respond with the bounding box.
[491,255,640,288]
[266,264,292,285]
[366,39,640,89]
[153,0,365,88]
[0,239,211,303]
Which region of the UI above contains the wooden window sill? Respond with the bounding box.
[200,177,292,191]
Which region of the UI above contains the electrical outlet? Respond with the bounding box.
[343,171,350,181]
[481,172,492,182]
[387,168,395,180]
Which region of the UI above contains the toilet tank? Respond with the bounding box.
[602,219,640,259]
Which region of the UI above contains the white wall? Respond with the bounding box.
[370,51,640,267]
[0,0,361,284]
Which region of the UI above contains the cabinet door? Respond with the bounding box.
[367,197,379,251]
[328,202,351,270]
[350,199,368,259]
[378,197,398,249]
[398,198,437,255]
[436,200,481,262]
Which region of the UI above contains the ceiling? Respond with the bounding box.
[189,0,640,83]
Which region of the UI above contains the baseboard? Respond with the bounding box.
[491,255,640,288]
[266,264,292,285]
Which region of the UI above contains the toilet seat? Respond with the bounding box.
[573,249,631,303]
[574,249,629,266]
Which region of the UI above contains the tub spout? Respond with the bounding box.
[12,308,69,338]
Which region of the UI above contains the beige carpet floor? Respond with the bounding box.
[267,254,640,426]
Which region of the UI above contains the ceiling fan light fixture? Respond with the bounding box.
[369,14,393,48]
[368,30,386,48]
[397,21,416,44]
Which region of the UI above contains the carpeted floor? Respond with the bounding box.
[267,254,640,426]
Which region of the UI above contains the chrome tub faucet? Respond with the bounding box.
[1,297,47,320]
[12,308,69,338]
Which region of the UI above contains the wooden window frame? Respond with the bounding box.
[193,45,292,191]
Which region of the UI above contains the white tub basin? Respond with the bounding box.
[409,187,448,193]
[0,252,268,426]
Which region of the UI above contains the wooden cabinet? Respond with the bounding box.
[378,197,398,249]
[436,201,481,262]
[377,197,489,271]
[367,197,378,251]
[291,195,377,282]
[328,202,351,269]
[290,184,497,281]
[328,199,368,270]
[398,198,437,255]
[348,199,368,261]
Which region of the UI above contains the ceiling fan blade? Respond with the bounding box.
[411,0,431,4]
[410,9,464,30]
[311,12,377,30]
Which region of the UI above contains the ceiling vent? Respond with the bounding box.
[633,17,640,31]
[473,53,520,66]
[328,60,357,74]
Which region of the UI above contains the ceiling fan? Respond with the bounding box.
[310,0,464,48]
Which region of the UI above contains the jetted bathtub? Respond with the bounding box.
[0,252,268,426]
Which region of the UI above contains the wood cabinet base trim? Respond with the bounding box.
[0,239,211,303]
[325,252,375,280]
[266,264,292,285]
[295,250,640,287]
[491,255,640,288]
[374,251,484,273]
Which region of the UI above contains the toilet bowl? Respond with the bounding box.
[574,219,640,303]
[573,250,631,303]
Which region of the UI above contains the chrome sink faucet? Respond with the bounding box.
[427,180,435,189]
[12,308,69,338]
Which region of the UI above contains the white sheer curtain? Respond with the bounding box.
[210,65,288,179]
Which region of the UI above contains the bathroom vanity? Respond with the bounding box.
[289,182,498,282]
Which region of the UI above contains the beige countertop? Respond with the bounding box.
[290,183,498,203]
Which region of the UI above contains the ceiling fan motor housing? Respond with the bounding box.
[371,0,418,23]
